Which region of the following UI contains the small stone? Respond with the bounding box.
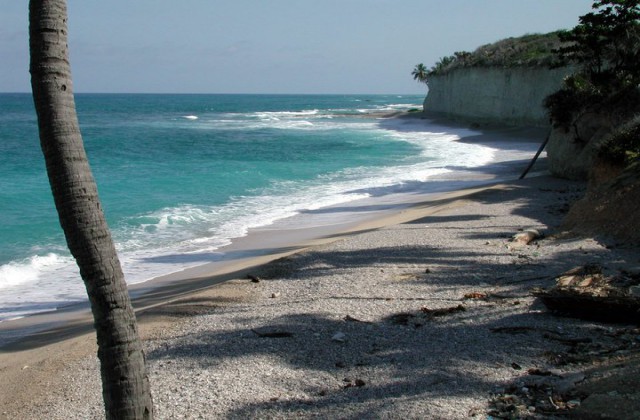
[577,277,594,287]
[557,275,577,287]
[247,274,261,283]
[270,292,279,298]
[342,378,366,388]
[463,292,487,300]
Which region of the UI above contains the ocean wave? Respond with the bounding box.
[0,96,510,322]
[253,109,320,119]
[112,119,496,271]
[0,253,74,290]
[197,116,375,132]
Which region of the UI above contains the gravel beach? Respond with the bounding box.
[3,172,638,419]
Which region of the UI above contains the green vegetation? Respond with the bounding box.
[544,0,640,168]
[411,63,428,84]
[599,117,640,166]
[554,0,640,88]
[426,32,566,77]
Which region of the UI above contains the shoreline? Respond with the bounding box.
[2,150,638,417]
[5,171,639,418]
[10,114,624,418]
[0,113,547,347]
[0,175,529,351]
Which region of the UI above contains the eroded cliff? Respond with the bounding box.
[423,67,571,127]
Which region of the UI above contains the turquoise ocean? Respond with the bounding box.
[0,93,535,322]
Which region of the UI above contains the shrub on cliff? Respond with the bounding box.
[426,32,565,77]
[598,116,640,167]
[544,73,640,133]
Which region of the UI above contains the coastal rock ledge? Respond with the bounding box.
[424,67,571,127]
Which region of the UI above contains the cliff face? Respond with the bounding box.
[547,113,616,180]
[424,67,571,127]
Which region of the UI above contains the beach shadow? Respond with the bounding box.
[0,175,586,353]
[145,289,592,418]
[0,316,95,352]
[405,214,494,225]
[138,245,302,265]
[142,175,619,416]
[142,207,624,416]
[347,180,473,198]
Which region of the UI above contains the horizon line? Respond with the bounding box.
[0,91,425,96]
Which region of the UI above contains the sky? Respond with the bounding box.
[1,0,593,95]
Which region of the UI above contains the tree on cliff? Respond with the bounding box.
[555,0,640,87]
[29,1,153,418]
[411,63,428,84]
[546,0,640,129]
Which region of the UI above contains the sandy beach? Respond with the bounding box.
[1,120,639,419]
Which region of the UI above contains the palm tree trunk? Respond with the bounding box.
[28,1,153,418]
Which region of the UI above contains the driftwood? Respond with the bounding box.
[532,264,640,324]
[510,229,541,247]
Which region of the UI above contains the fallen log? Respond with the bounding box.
[532,264,640,324]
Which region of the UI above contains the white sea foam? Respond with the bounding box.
[205,115,376,132]
[4,118,495,293]
[0,253,72,290]
[254,110,320,120]
[0,100,533,322]
[0,253,84,322]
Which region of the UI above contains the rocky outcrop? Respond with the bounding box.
[424,66,571,127]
